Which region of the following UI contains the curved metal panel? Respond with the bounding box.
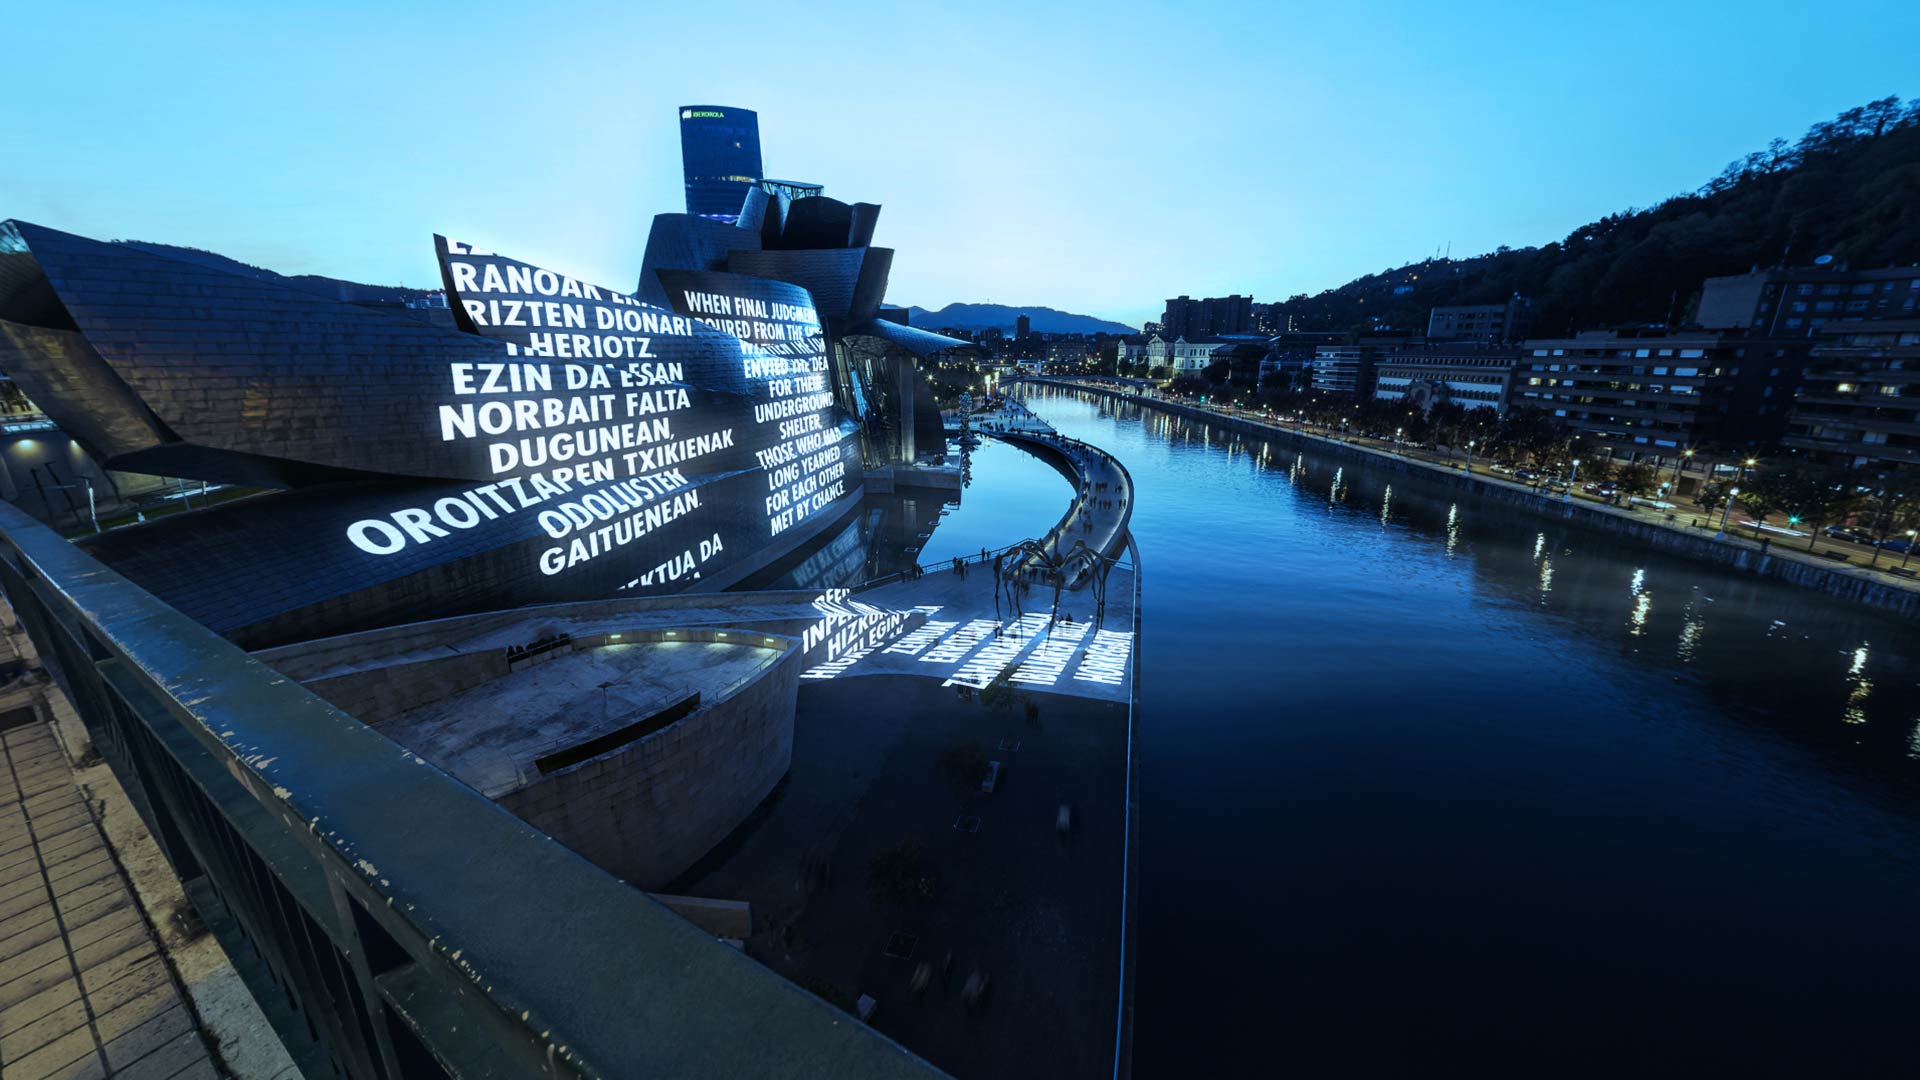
[779,196,856,250]
[3,220,865,644]
[846,202,882,249]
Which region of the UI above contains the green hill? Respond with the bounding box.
[1266,96,1920,337]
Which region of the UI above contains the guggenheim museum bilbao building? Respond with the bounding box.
[0,107,986,1077]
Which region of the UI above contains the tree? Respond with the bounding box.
[935,739,986,795]
[1861,483,1917,544]
[868,840,938,908]
[1616,463,1658,501]
[1246,96,1920,335]
[1489,405,1569,468]
[1696,479,1733,514]
[978,676,1016,715]
[1581,458,1619,486]
[1167,374,1208,398]
[1424,401,1472,452]
[1734,478,1785,537]
[1757,465,1860,549]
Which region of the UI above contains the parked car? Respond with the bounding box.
[1879,537,1915,554]
[1824,525,1875,545]
[1583,481,1619,497]
[1490,462,1516,475]
[1515,467,1541,482]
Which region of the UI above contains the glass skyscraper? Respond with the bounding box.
[678,105,763,223]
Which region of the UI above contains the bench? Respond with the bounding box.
[1818,551,1851,563]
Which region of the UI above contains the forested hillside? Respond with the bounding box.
[1265,97,1920,336]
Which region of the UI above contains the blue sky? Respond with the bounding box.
[8,1,1917,328]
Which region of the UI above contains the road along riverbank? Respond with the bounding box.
[1019,378,1920,621]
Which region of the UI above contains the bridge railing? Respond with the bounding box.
[0,501,940,1080]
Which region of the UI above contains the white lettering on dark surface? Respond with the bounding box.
[352,253,857,591]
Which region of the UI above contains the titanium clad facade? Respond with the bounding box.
[0,221,861,646]
[0,114,975,648]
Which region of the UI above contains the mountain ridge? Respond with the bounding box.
[905,302,1135,336]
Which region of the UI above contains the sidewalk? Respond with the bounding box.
[1035,380,1920,603]
[971,399,1135,572]
[1302,416,1920,594]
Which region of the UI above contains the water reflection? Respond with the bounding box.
[1844,644,1872,725]
[1016,383,1920,755]
[757,436,1070,590]
[1017,383,1920,1078]
[1677,592,1707,663]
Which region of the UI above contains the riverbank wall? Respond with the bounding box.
[1020,378,1920,622]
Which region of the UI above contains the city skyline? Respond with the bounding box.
[8,2,1918,329]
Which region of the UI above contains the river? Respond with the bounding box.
[1016,384,1920,1078]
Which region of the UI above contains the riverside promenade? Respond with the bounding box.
[666,415,1142,1080]
[973,398,1134,574]
[1020,377,1920,620]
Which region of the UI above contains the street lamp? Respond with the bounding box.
[1671,449,1691,491]
[1466,439,1476,474]
[1716,486,1740,541]
[1394,427,1403,455]
[1740,456,1757,484]
[1565,458,1580,501]
[1904,529,1917,571]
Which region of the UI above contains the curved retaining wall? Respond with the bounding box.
[1021,379,1920,622]
[490,629,800,892]
[292,624,802,891]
